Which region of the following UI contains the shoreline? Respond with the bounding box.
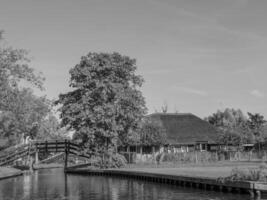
[66,167,267,198]
[0,167,23,181]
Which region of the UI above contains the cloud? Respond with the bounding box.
[250,89,265,98]
[173,86,208,96]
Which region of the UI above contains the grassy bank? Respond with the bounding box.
[121,161,266,179]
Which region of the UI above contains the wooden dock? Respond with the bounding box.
[66,168,267,199]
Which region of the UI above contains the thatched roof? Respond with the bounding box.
[147,113,219,145]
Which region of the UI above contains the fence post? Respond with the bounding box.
[64,140,69,172]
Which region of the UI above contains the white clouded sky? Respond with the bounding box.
[0,0,267,118]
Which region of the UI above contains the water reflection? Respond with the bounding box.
[0,169,251,200]
[23,172,31,198]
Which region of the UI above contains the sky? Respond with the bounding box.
[0,0,267,118]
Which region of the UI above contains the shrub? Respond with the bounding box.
[225,166,267,182]
[160,152,218,164]
[98,153,127,168]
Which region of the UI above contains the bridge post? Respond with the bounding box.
[45,140,48,153]
[35,150,39,165]
[29,156,34,172]
[35,142,39,165]
[64,140,69,172]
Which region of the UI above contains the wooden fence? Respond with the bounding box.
[122,150,267,164]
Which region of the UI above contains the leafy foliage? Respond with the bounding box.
[140,119,167,146]
[206,108,267,145]
[0,32,56,145]
[225,165,267,182]
[217,129,243,146]
[56,52,147,155]
[97,153,127,168]
[247,112,266,143]
[36,114,69,140]
[0,32,44,94]
[0,88,51,144]
[206,108,246,128]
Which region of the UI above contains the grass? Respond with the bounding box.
[120,161,266,179]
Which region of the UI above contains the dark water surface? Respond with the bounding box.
[0,169,251,200]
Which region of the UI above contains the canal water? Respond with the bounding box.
[0,169,251,200]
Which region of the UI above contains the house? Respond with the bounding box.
[119,113,221,159]
[147,113,220,153]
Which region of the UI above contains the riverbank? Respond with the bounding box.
[0,167,22,180]
[124,161,264,178]
[66,161,267,198]
[68,160,264,178]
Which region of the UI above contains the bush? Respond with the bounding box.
[160,152,218,164]
[98,153,127,168]
[225,166,267,182]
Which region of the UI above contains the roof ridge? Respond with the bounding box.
[147,113,194,117]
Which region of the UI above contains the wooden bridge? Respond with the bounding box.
[0,140,91,171]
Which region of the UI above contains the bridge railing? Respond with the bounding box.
[0,139,91,166]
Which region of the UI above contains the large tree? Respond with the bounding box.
[0,31,52,146]
[56,52,147,155]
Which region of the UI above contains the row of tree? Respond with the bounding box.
[0,31,166,155]
[0,31,67,148]
[205,108,266,146]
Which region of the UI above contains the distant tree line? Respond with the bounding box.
[205,108,266,146]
